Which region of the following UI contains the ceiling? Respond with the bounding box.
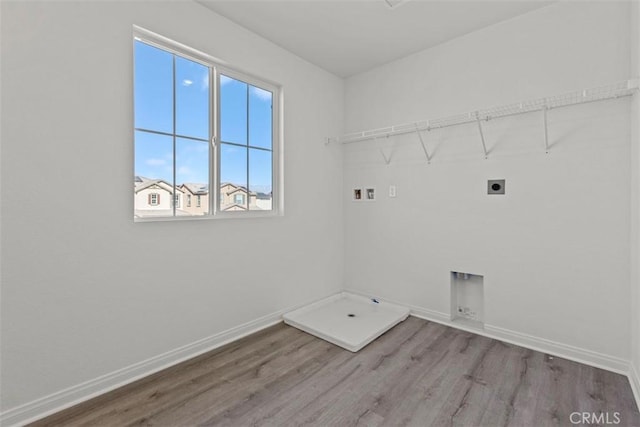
[197,0,554,78]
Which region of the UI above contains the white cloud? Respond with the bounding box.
[201,71,209,90]
[251,86,272,101]
[220,75,232,86]
[182,79,193,87]
[184,142,209,153]
[146,158,167,166]
[177,166,192,175]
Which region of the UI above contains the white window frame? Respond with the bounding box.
[133,26,281,222]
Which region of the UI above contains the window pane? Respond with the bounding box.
[249,85,272,150]
[220,143,248,211]
[220,75,247,145]
[176,137,209,216]
[134,131,174,218]
[249,149,272,211]
[134,41,173,133]
[176,57,209,140]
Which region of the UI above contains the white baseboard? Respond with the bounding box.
[1,289,633,426]
[630,362,640,411]
[482,324,629,375]
[345,288,629,375]
[0,293,338,427]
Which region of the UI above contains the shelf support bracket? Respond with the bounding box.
[543,105,550,154]
[374,137,392,165]
[379,149,391,165]
[475,112,489,159]
[415,123,432,164]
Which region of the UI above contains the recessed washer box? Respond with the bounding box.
[283,293,410,352]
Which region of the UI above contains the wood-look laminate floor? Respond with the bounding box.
[32,317,640,427]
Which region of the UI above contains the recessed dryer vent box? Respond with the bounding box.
[488,179,505,195]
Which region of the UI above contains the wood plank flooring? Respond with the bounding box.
[31,317,640,426]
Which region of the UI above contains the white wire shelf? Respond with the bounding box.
[327,79,639,147]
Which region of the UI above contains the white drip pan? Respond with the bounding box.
[283,292,410,352]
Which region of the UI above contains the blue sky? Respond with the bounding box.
[134,41,273,193]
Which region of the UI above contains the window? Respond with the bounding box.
[148,193,160,206]
[219,74,273,212]
[133,28,279,220]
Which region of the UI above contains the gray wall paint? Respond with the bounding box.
[344,2,631,361]
[631,0,640,390]
[0,1,344,410]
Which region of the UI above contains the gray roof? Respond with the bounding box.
[221,182,257,196]
[134,179,174,194]
[180,183,209,195]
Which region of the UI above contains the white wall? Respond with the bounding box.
[0,0,343,414]
[631,0,640,400]
[344,2,631,366]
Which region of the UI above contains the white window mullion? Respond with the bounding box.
[172,55,177,218]
[211,66,218,216]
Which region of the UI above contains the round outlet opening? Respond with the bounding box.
[491,183,502,191]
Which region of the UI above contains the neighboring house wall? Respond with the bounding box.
[135,186,173,211]
[255,199,272,210]
[247,193,258,209]
[134,181,190,217]
[179,187,209,216]
[220,183,259,211]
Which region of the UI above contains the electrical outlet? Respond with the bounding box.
[389,185,396,198]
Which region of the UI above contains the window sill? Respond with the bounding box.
[134,210,282,223]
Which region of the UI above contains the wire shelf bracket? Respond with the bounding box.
[328,79,639,162]
[379,148,392,165]
[475,112,489,159]
[543,105,550,154]
[415,124,432,163]
[374,136,392,165]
